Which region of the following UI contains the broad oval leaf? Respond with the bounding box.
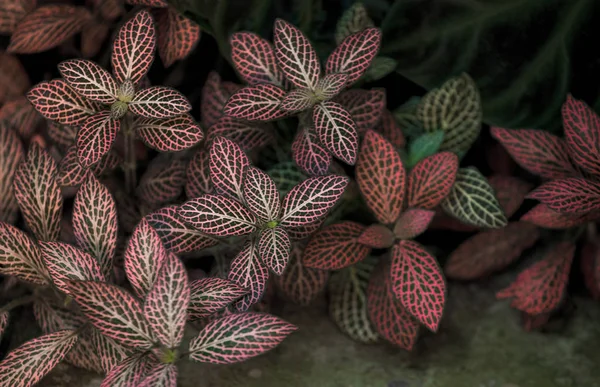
[58,59,118,103]
[209,136,250,202]
[258,227,291,275]
[562,95,600,176]
[200,71,237,128]
[357,224,395,249]
[186,149,212,197]
[356,130,405,224]
[207,116,274,151]
[188,277,247,319]
[326,28,381,85]
[336,89,386,135]
[313,101,358,164]
[243,167,281,222]
[223,84,287,122]
[275,244,328,306]
[375,109,406,149]
[27,79,97,125]
[179,195,257,237]
[136,155,186,208]
[303,221,369,270]
[77,111,120,168]
[0,222,49,284]
[487,175,533,218]
[227,238,269,311]
[58,146,120,187]
[291,127,332,176]
[230,31,284,86]
[156,6,201,67]
[136,114,204,152]
[129,86,192,119]
[521,203,599,229]
[393,208,435,240]
[441,167,507,228]
[47,122,78,150]
[189,312,296,364]
[527,177,600,214]
[112,9,156,84]
[407,151,459,209]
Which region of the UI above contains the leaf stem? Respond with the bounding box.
[122,114,137,194]
[0,294,36,314]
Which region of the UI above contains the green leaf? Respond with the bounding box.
[392,96,423,138]
[441,167,507,229]
[267,162,307,196]
[335,2,375,45]
[360,56,397,82]
[406,131,444,168]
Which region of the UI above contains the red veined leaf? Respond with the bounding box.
[186,149,212,197]
[335,89,386,135]
[0,311,7,341]
[281,88,315,113]
[521,203,599,229]
[275,243,328,305]
[228,238,269,311]
[77,111,120,168]
[391,240,445,332]
[0,96,43,138]
[315,73,349,100]
[273,18,320,89]
[0,121,23,223]
[326,28,381,85]
[527,177,600,214]
[230,31,284,86]
[209,135,250,201]
[66,280,156,348]
[313,101,358,164]
[0,330,78,387]
[393,208,435,240]
[258,227,291,275]
[280,175,349,227]
[200,72,238,128]
[58,146,120,187]
[112,9,156,84]
[375,109,405,148]
[140,363,177,387]
[356,130,405,223]
[58,59,118,103]
[73,174,118,278]
[156,6,200,67]
[490,127,576,180]
[488,175,533,218]
[33,296,86,334]
[14,143,63,241]
[580,242,600,300]
[125,218,168,298]
[47,122,78,150]
[496,242,575,315]
[522,311,552,332]
[129,86,191,119]
[0,0,36,34]
[144,253,189,348]
[101,353,151,387]
[146,205,218,254]
[285,219,324,241]
[8,5,91,54]
[0,222,49,284]
[179,194,257,237]
[188,277,247,319]
[0,52,29,103]
[243,166,281,222]
[126,0,168,6]
[188,312,296,364]
[445,222,540,280]
[136,155,187,207]
[223,84,287,122]
[81,19,111,58]
[292,126,332,176]
[27,79,97,125]
[367,261,419,350]
[562,95,600,176]
[65,325,127,374]
[303,221,369,270]
[407,152,459,210]
[39,241,105,294]
[208,116,274,151]
[357,224,394,249]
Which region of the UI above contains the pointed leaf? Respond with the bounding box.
[200,72,237,128]
[326,28,381,85]
[375,109,405,149]
[521,203,598,229]
[47,122,78,150]
[273,19,320,89]
[527,177,600,214]
[292,127,332,176]
[86,327,128,374]
[129,86,191,119]
[303,221,369,270]
[281,88,315,113]
[258,227,291,275]
[407,151,459,209]
[228,238,269,311]
[243,166,281,222]
[77,111,120,168]
[356,130,405,224]
[313,101,358,164]
[135,114,203,151]
[0,121,24,223]
[209,136,250,201]
[267,162,307,196]
[315,73,349,100]
[223,84,287,121]
[230,31,284,86]
[136,155,187,207]
[140,363,178,387]
[101,353,151,387]
[27,79,97,125]
[58,147,120,187]
[207,116,273,151]
[406,131,444,168]
[285,219,324,241]
[0,222,49,284]
[335,3,374,44]
[156,6,200,67]
[179,195,257,237]
[0,0,36,34]
[487,175,533,218]
[562,95,600,176]
[336,89,386,135]
[188,277,247,319]
[361,56,397,82]
[186,149,212,197]
[58,59,118,103]
[275,244,328,306]
[189,312,296,364]
[0,96,43,138]
[112,9,156,84]
[357,224,395,249]
[393,208,435,240]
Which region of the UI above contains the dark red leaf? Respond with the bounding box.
[336,89,386,135]
[562,95,600,176]
[156,6,200,67]
[303,221,369,270]
[275,243,328,305]
[393,208,435,240]
[527,177,600,214]
[521,203,599,229]
[291,127,332,176]
[407,152,459,210]
[357,224,395,249]
[488,175,533,218]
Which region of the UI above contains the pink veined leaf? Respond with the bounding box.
[186,149,213,197]
[335,89,386,135]
[156,6,201,67]
[243,166,281,222]
[0,120,24,224]
[521,203,599,229]
[81,19,111,58]
[208,116,274,151]
[0,222,49,285]
[407,152,459,210]
[391,240,445,332]
[0,311,7,341]
[313,101,359,165]
[85,327,128,373]
[144,253,190,348]
[285,219,325,241]
[490,127,577,180]
[8,5,91,54]
[32,297,86,334]
[496,242,575,315]
[326,28,381,85]
[188,277,247,319]
[0,96,43,138]
[356,130,405,224]
[273,18,321,89]
[129,86,192,119]
[27,79,97,125]
[280,175,349,227]
[0,0,36,34]
[393,208,435,240]
[527,177,600,214]
[188,312,297,364]
[230,31,284,86]
[315,73,349,100]
[112,9,156,84]
[303,221,369,270]
[375,109,405,149]
[14,143,63,242]
[367,260,419,350]
[209,135,250,201]
[73,174,118,278]
[562,95,600,176]
[487,175,533,218]
[47,122,78,150]
[100,353,151,387]
[179,194,257,237]
[58,59,118,103]
[228,238,270,311]
[146,205,218,254]
[357,224,395,249]
[281,88,315,113]
[77,111,121,168]
[63,325,105,374]
[223,84,287,122]
[136,155,187,208]
[0,330,78,387]
[136,114,203,151]
[124,218,168,298]
[139,363,178,387]
[258,227,292,275]
[200,71,238,128]
[292,127,333,176]
[57,146,120,187]
[39,241,105,294]
[66,280,156,348]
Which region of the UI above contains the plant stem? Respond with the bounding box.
[0,294,36,314]
[122,115,137,195]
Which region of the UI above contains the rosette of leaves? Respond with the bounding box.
[303,130,460,349]
[178,136,349,312]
